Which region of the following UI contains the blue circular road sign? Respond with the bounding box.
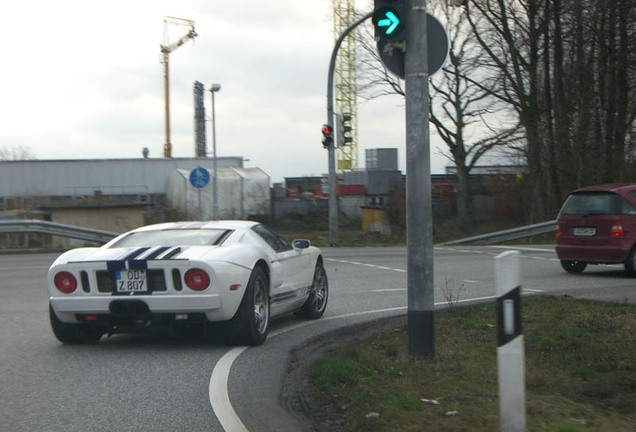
[189,166,210,189]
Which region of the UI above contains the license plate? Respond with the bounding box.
[573,227,596,236]
[116,269,147,292]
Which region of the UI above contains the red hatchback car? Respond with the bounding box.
[556,184,636,276]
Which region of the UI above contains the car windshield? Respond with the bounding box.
[109,229,230,248]
[559,192,616,216]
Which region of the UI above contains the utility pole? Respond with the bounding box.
[210,83,221,220]
[372,0,446,358]
[326,12,373,247]
[405,0,434,358]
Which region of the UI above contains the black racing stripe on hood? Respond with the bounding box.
[144,246,171,260]
[161,247,182,260]
[122,247,151,261]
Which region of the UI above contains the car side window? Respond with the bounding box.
[620,197,636,215]
[252,225,292,253]
[560,193,615,215]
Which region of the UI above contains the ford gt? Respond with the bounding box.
[47,220,328,345]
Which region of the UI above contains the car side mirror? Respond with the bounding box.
[292,239,311,249]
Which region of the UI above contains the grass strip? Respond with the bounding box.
[309,296,635,431]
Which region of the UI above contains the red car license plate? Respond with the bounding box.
[116,269,147,292]
[573,227,596,236]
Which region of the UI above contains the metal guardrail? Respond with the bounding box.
[0,219,556,247]
[0,220,119,244]
[438,220,557,246]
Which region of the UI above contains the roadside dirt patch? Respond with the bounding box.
[280,315,407,431]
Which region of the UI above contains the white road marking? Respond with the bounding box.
[209,347,250,432]
[327,258,406,273]
[208,306,408,432]
[373,288,407,292]
[486,245,555,253]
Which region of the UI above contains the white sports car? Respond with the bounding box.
[47,220,328,346]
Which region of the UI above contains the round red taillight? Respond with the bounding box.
[54,271,77,294]
[184,269,210,291]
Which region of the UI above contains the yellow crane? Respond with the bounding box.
[333,0,358,172]
[160,17,197,158]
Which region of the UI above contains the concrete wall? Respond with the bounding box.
[272,198,327,220]
[271,196,364,220]
[49,206,144,248]
[340,196,365,219]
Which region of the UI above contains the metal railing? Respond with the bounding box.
[0,219,556,248]
[0,220,119,245]
[438,220,557,246]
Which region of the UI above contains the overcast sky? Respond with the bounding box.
[0,0,449,182]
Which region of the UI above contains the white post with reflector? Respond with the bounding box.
[494,251,526,432]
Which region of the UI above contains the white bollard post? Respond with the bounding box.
[494,251,526,432]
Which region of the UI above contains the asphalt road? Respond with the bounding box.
[1,246,634,431]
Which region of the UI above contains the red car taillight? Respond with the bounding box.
[184,269,210,291]
[610,222,625,238]
[54,271,77,293]
[556,223,562,238]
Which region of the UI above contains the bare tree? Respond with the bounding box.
[357,0,636,222]
[356,17,405,98]
[356,2,515,225]
[462,0,549,218]
[465,0,636,219]
[0,144,35,161]
[429,4,518,225]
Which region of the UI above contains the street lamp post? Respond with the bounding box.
[209,83,221,220]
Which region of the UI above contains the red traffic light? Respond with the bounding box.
[321,124,333,148]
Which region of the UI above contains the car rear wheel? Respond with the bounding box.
[49,304,103,344]
[296,261,328,319]
[624,247,636,277]
[224,266,269,346]
[560,260,588,274]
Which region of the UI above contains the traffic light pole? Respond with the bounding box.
[326,11,373,247]
[404,0,434,358]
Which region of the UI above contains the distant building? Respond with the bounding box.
[445,164,526,176]
[166,167,270,220]
[0,157,244,206]
[0,157,267,247]
[272,149,404,223]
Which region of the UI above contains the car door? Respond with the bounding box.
[251,225,310,310]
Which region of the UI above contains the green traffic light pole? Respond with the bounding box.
[404,0,434,359]
[326,11,373,247]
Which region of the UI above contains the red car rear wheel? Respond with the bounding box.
[625,247,636,277]
[560,260,587,274]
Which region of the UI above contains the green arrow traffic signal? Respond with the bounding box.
[378,11,400,35]
[372,3,405,40]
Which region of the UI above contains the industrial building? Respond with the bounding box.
[0,157,266,247]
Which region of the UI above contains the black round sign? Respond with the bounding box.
[377,13,449,79]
